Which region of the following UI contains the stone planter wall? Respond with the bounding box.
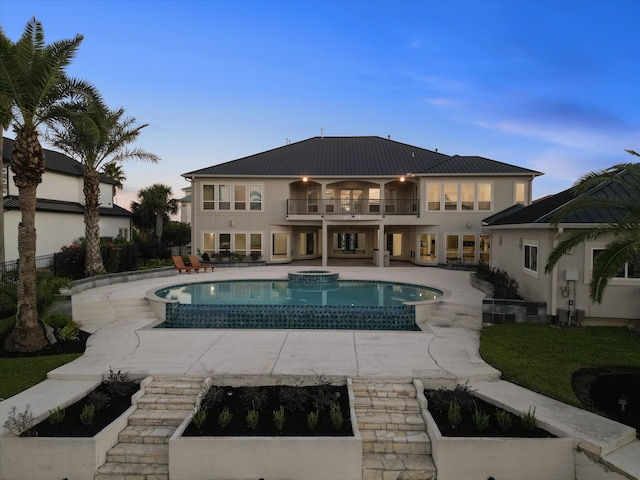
[482,298,547,324]
[415,380,575,480]
[168,378,362,480]
[0,378,149,480]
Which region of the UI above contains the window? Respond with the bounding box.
[524,240,538,275]
[117,228,129,241]
[218,185,231,210]
[250,234,262,258]
[592,249,640,279]
[272,233,289,258]
[203,185,215,210]
[418,234,437,262]
[384,188,396,213]
[369,187,380,213]
[478,183,492,210]
[203,232,215,255]
[427,183,443,211]
[235,233,247,257]
[446,235,459,262]
[234,185,246,210]
[307,189,318,213]
[515,182,526,205]
[462,235,475,262]
[444,183,458,210]
[479,235,490,263]
[219,233,231,252]
[461,183,474,210]
[250,185,262,211]
[300,232,316,255]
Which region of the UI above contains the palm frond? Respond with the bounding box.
[590,231,640,303]
[544,225,618,274]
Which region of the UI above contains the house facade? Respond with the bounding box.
[2,137,133,261]
[183,136,541,267]
[483,173,640,322]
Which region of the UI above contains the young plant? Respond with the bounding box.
[80,403,96,426]
[104,368,135,397]
[521,406,537,431]
[48,407,66,425]
[447,401,462,429]
[495,409,513,432]
[329,402,343,430]
[3,405,35,436]
[87,391,110,411]
[246,409,260,430]
[57,321,79,341]
[307,410,319,431]
[191,406,208,429]
[472,406,490,431]
[273,405,286,432]
[217,407,233,428]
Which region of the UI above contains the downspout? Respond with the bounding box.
[550,227,563,317]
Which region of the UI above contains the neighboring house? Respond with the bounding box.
[483,172,639,322]
[2,137,133,262]
[183,136,541,267]
[178,186,192,224]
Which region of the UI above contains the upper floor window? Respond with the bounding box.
[201,183,263,211]
[427,182,493,212]
[515,182,526,205]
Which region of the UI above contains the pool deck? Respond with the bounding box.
[1,264,638,479]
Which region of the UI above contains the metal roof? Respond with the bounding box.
[2,137,116,184]
[183,136,542,178]
[3,195,132,217]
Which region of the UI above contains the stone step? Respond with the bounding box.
[354,396,421,413]
[127,408,191,427]
[106,442,168,464]
[362,453,436,480]
[95,461,168,480]
[352,382,417,398]
[145,379,203,395]
[357,412,426,432]
[361,430,431,455]
[137,393,197,409]
[118,425,176,444]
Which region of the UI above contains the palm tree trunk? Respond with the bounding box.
[4,128,48,352]
[83,168,104,276]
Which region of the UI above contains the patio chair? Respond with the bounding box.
[172,255,200,273]
[189,255,215,272]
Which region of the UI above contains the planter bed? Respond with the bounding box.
[169,378,362,480]
[1,377,148,480]
[417,380,575,480]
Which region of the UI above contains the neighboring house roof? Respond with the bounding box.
[2,137,116,184]
[183,136,542,178]
[484,168,638,226]
[3,195,133,217]
[178,194,192,203]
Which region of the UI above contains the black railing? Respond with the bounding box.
[287,198,419,216]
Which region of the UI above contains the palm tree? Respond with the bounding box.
[0,93,12,265]
[46,98,159,276]
[130,184,178,251]
[545,152,640,303]
[102,161,127,200]
[0,18,94,352]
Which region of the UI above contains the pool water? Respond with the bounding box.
[154,279,442,331]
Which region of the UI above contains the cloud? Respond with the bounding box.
[425,97,462,108]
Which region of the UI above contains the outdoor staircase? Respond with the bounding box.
[422,300,482,331]
[353,381,436,480]
[95,377,202,480]
[112,297,157,323]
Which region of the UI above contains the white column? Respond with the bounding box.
[378,223,385,268]
[322,221,328,267]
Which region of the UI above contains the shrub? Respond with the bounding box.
[45,314,71,329]
[273,405,286,432]
[80,403,96,426]
[3,405,35,436]
[427,381,476,414]
[202,385,225,410]
[217,407,233,428]
[447,401,462,428]
[307,410,319,431]
[279,384,310,412]
[104,368,135,397]
[246,409,260,430]
[240,387,268,411]
[472,406,490,431]
[57,321,79,341]
[521,406,537,431]
[475,263,522,299]
[48,407,66,425]
[191,407,208,429]
[495,409,513,432]
[329,402,343,430]
[87,391,110,411]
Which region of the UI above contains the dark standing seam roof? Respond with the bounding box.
[183,136,542,177]
[3,195,132,217]
[483,169,638,226]
[2,137,116,184]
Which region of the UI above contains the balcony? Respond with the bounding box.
[287,198,419,216]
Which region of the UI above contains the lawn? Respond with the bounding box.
[0,316,82,400]
[480,323,640,406]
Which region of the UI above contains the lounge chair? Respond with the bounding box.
[189,255,215,272]
[172,255,200,273]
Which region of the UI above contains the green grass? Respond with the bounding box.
[0,315,81,400]
[480,323,640,406]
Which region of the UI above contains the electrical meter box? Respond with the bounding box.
[565,269,579,281]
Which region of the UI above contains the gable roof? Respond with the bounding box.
[2,137,116,184]
[484,166,639,226]
[3,195,132,217]
[183,136,542,178]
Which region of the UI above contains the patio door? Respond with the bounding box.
[340,189,363,213]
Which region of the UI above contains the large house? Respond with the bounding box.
[483,167,639,322]
[2,137,133,262]
[182,136,541,267]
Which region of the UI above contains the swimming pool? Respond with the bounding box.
[153,278,442,331]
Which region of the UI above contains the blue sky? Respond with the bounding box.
[1,0,639,209]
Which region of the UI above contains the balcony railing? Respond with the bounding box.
[287,198,419,216]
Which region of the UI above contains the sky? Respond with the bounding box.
[1,0,639,213]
